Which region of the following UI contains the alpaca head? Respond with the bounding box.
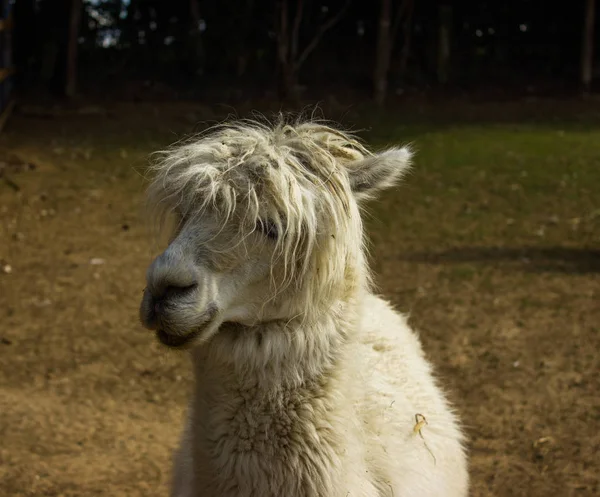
[139,119,412,348]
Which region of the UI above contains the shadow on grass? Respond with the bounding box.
[401,246,600,274]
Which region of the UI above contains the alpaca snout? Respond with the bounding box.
[139,275,220,348]
[140,283,197,329]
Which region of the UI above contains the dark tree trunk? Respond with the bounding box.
[64,0,82,97]
[582,0,596,94]
[189,0,200,24]
[276,0,299,101]
[436,4,452,84]
[186,0,204,76]
[14,0,37,89]
[373,0,392,106]
[37,0,64,93]
[278,62,298,101]
[398,0,414,77]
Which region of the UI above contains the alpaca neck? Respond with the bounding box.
[192,295,360,392]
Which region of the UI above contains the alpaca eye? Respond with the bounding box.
[256,220,279,241]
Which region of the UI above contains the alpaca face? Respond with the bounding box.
[139,121,412,348]
[139,207,288,347]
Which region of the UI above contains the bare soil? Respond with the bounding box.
[0,101,598,496]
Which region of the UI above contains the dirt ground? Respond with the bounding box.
[0,100,598,497]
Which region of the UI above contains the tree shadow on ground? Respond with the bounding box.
[400,246,600,274]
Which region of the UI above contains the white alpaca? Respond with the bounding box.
[139,118,469,497]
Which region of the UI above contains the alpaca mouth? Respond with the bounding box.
[155,304,219,349]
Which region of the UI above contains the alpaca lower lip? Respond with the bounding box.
[156,329,200,348]
[153,305,219,348]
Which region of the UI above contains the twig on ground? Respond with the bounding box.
[413,413,437,465]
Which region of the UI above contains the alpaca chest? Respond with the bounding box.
[203,386,340,458]
[192,386,351,495]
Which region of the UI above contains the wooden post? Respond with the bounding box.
[0,0,14,132]
[581,0,596,94]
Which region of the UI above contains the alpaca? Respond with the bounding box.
[139,118,469,497]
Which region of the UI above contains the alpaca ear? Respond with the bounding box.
[347,147,412,201]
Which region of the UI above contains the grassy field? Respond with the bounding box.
[0,99,598,496]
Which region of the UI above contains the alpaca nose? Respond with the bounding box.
[146,249,198,301]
